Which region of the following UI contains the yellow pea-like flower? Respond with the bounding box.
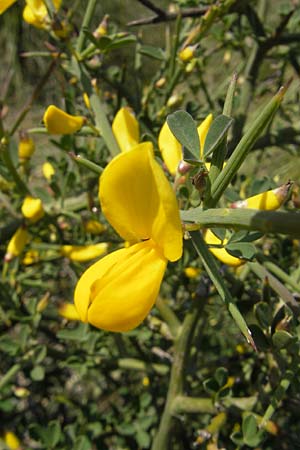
[3,431,20,450]
[184,266,201,279]
[204,229,244,267]
[112,106,139,152]
[58,302,80,320]
[0,0,17,15]
[43,105,84,135]
[5,226,29,261]
[230,182,292,210]
[23,0,61,29]
[18,132,35,160]
[74,143,183,332]
[158,113,213,175]
[42,161,55,180]
[61,242,108,262]
[21,196,44,223]
[22,249,39,265]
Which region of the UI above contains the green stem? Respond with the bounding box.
[260,259,300,294]
[69,152,103,175]
[172,395,215,414]
[0,364,21,390]
[181,207,300,237]
[89,93,120,157]
[155,296,181,338]
[206,86,288,207]
[117,358,169,375]
[76,0,97,54]
[0,139,31,195]
[151,302,202,450]
[190,231,256,349]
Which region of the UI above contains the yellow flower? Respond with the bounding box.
[43,105,84,135]
[0,0,17,15]
[23,0,61,29]
[58,302,80,320]
[5,226,29,261]
[61,242,108,262]
[230,182,292,210]
[112,107,139,152]
[204,229,243,267]
[178,45,197,62]
[42,161,55,180]
[84,220,106,235]
[18,131,35,160]
[21,196,44,223]
[74,143,182,332]
[3,431,20,450]
[158,113,213,175]
[184,266,200,279]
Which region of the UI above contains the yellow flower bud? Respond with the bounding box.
[23,0,61,29]
[93,14,109,38]
[84,220,106,235]
[18,130,35,160]
[167,94,183,108]
[43,105,85,135]
[184,267,201,279]
[21,196,44,223]
[178,45,196,62]
[3,431,20,450]
[204,229,244,267]
[61,243,108,262]
[83,92,91,109]
[0,0,17,15]
[5,226,29,261]
[142,376,150,387]
[36,292,50,312]
[14,387,30,398]
[22,249,39,265]
[42,161,55,181]
[230,181,292,210]
[58,302,80,320]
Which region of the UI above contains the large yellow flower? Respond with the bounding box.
[74,142,183,332]
[23,0,61,29]
[158,114,213,175]
[112,107,139,152]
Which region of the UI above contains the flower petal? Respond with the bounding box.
[158,121,182,175]
[43,105,84,135]
[0,0,17,15]
[74,240,167,332]
[198,113,213,159]
[112,107,139,152]
[61,243,108,262]
[99,143,182,260]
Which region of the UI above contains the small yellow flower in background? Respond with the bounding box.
[18,130,35,161]
[230,181,292,211]
[204,229,243,267]
[2,431,20,450]
[22,249,39,265]
[23,0,61,29]
[178,45,197,62]
[42,161,55,181]
[93,14,109,38]
[43,105,85,135]
[184,266,201,279]
[83,92,91,110]
[58,302,80,320]
[61,242,108,262]
[0,0,17,15]
[21,196,44,223]
[158,113,213,175]
[5,226,29,262]
[74,143,183,332]
[112,106,140,152]
[84,220,106,235]
[142,376,150,387]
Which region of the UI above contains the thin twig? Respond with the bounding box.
[127,6,207,27]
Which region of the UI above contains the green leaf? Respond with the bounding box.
[249,324,269,351]
[215,367,228,387]
[272,330,294,349]
[136,429,151,448]
[138,45,165,60]
[242,414,264,447]
[203,114,233,158]
[167,111,200,161]
[30,366,45,381]
[254,302,272,329]
[57,323,89,341]
[74,436,92,450]
[226,242,256,260]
